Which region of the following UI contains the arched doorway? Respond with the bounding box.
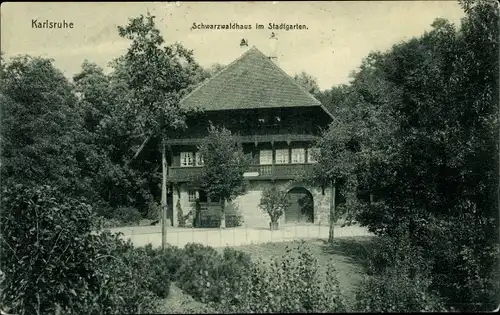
[285,187,314,223]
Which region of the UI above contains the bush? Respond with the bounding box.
[0,184,159,315]
[215,241,346,313]
[353,233,446,312]
[92,233,161,314]
[1,184,99,315]
[176,243,223,302]
[192,200,202,228]
[259,186,291,224]
[176,200,186,227]
[225,202,244,228]
[100,217,124,228]
[144,243,185,282]
[146,201,160,221]
[176,244,253,304]
[113,207,142,225]
[354,267,445,313]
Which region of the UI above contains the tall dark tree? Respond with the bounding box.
[0,56,92,199]
[293,71,321,96]
[317,0,499,310]
[116,13,205,249]
[72,60,160,216]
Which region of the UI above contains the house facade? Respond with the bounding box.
[165,46,333,228]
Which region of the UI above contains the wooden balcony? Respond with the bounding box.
[165,133,318,146]
[167,163,314,182]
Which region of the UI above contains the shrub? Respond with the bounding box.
[176,244,253,304]
[353,232,446,312]
[176,243,222,302]
[0,184,159,315]
[113,207,142,225]
[176,200,186,227]
[354,267,445,312]
[225,202,244,228]
[1,184,99,315]
[192,200,202,228]
[144,244,185,282]
[101,217,124,228]
[147,201,160,221]
[215,241,346,313]
[259,186,291,224]
[92,233,161,314]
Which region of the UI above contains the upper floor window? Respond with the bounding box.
[258,118,266,124]
[291,148,305,164]
[259,150,273,165]
[188,190,197,202]
[195,152,204,166]
[275,149,289,164]
[308,148,319,163]
[180,152,194,167]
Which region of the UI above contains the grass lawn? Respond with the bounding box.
[160,236,375,313]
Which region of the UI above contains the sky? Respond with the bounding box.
[1,1,466,90]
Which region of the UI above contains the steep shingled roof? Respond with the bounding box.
[180,46,323,111]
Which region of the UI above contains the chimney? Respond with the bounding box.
[269,32,278,64]
[240,38,249,49]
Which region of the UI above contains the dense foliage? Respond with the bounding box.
[354,228,446,312]
[0,184,161,314]
[314,0,499,311]
[1,56,94,201]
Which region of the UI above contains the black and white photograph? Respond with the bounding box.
[1,1,499,313]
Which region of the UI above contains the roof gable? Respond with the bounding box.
[180,46,322,111]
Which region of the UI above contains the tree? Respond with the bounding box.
[207,63,226,76]
[258,186,291,230]
[0,56,93,200]
[316,84,349,116]
[197,125,250,228]
[293,71,321,96]
[72,60,161,217]
[327,0,499,310]
[311,118,358,244]
[116,13,205,249]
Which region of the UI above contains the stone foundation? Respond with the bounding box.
[172,180,331,228]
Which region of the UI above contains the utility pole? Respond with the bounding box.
[328,178,336,245]
[161,134,168,251]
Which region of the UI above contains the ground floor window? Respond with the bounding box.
[198,190,208,202]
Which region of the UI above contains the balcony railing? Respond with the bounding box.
[168,163,314,182]
[165,133,318,145]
